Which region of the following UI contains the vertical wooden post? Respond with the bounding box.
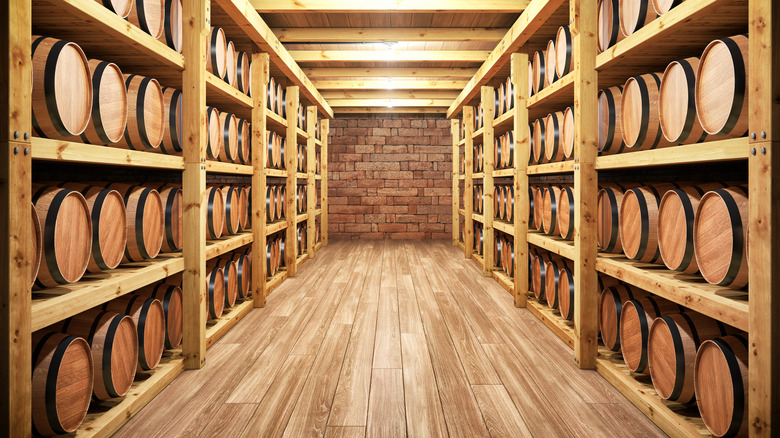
[321,119,329,246]
[0,0,32,432]
[307,106,316,257]
[252,53,269,308]
[452,119,460,246]
[181,0,207,369]
[748,0,779,434]
[482,86,495,276]
[572,0,599,369]
[512,52,529,308]
[464,106,475,259]
[286,86,299,275]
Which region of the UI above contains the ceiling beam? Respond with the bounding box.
[321,90,460,99]
[290,50,491,62]
[334,108,446,114]
[302,67,478,78]
[252,0,528,12]
[327,98,453,107]
[312,79,469,90]
[273,27,508,42]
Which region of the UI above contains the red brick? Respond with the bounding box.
[361,196,388,205]
[408,162,434,171]
[355,145,376,153]
[377,188,418,197]
[394,214,419,223]
[379,205,408,214]
[375,171,414,180]
[329,205,374,214]
[364,136,386,144]
[357,179,384,188]
[369,153,420,162]
[378,223,407,232]
[398,128,421,136]
[363,214,386,223]
[382,145,407,154]
[383,119,403,128]
[410,119,427,128]
[330,214,356,223]
[355,161,400,171]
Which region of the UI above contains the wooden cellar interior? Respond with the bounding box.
[1,0,778,436]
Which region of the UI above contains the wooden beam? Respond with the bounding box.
[290,50,491,63]
[511,52,528,308]
[312,79,469,90]
[274,27,508,42]
[321,90,460,99]
[327,99,453,107]
[321,119,328,245]
[447,0,567,118]
[252,52,269,307]
[333,108,446,114]
[303,67,478,78]
[252,0,528,12]
[285,86,299,275]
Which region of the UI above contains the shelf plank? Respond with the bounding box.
[315,174,323,180]
[596,350,710,438]
[296,172,308,179]
[473,172,485,179]
[205,299,254,349]
[459,138,466,147]
[493,168,514,177]
[458,208,465,216]
[206,160,253,175]
[595,137,749,170]
[493,219,514,235]
[297,127,309,142]
[314,208,322,216]
[32,255,184,332]
[315,241,323,251]
[596,254,749,331]
[265,269,288,295]
[472,127,485,143]
[526,298,575,349]
[314,138,323,147]
[492,110,514,131]
[296,252,308,270]
[527,160,574,175]
[32,137,184,170]
[205,72,253,119]
[266,220,288,235]
[527,232,575,260]
[472,213,485,224]
[206,232,254,260]
[296,213,308,223]
[267,110,288,134]
[457,241,465,251]
[472,253,485,270]
[527,72,574,119]
[266,168,287,178]
[492,269,514,294]
[74,354,185,437]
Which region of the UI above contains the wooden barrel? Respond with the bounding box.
[97,0,133,17]
[557,265,575,320]
[236,52,251,95]
[597,184,632,253]
[504,185,514,222]
[236,186,249,231]
[207,27,227,79]
[232,252,252,299]
[225,40,237,86]
[494,136,503,170]
[32,185,92,288]
[599,284,649,351]
[56,309,138,400]
[527,123,534,164]
[206,106,221,160]
[557,186,575,240]
[619,0,656,37]
[267,76,276,111]
[218,112,239,162]
[31,331,93,436]
[298,225,307,255]
[160,0,183,53]
[298,144,306,172]
[695,335,749,438]
[160,87,182,155]
[474,226,484,256]
[555,26,573,78]
[648,312,733,404]
[527,61,534,97]
[532,186,545,230]
[266,131,275,168]
[58,183,127,273]
[505,75,514,112]
[598,86,625,155]
[696,35,749,138]
[506,131,515,167]
[221,185,241,236]
[598,0,623,53]
[106,183,164,262]
[532,118,546,164]
[155,185,182,252]
[659,58,707,144]
[532,50,546,94]
[622,73,674,151]
[651,0,682,15]
[103,295,165,371]
[544,39,558,87]
[561,106,575,159]
[531,252,553,300]
[544,258,568,309]
[266,185,277,222]
[136,283,183,349]
[278,135,287,170]
[494,236,503,273]
[237,118,251,164]
[542,185,562,236]
[277,83,287,118]
[128,0,164,39]
[115,75,165,151]
[31,36,92,140]
[80,59,128,145]
[657,183,726,274]
[277,185,287,219]
[544,111,565,162]
[619,295,683,373]
[207,266,226,319]
[210,258,238,308]
[266,237,276,277]
[207,186,225,239]
[694,186,749,289]
[620,183,679,263]
[30,204,43,288]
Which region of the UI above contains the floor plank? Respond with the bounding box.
[198,403,259,437]
[471,385,533,438]
[366,369,406,438]
[324,426,366,438]
[373,286,402,368]
[401,333,448,438]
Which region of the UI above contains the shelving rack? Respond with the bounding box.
[0,0,331,434]
[449,0,778,436]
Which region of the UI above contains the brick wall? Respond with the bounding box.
[328,114,453,239]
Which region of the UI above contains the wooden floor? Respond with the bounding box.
[117,240,666,438]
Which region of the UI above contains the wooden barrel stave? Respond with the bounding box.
[80,59,128,145]
[619,295,683,373]
[659,57,708,145]
[206,106,221,160]
[207,266,226,319]
[136,283,183,349]
[622,73,675,151]
[207,186,226,239]
[105,183,164,263]
[209,258,238,308]
[696,35,750,138]
[557,186,575,240]
[103,295,165,372]
[206,27,227,79]
[127,0,164,39]
[155,185,183,252]
[97,0,133,18]
[598,0,624,52]
[620,183,680,263]
[598,86,625,155]
[555,26,573,78]
[160,87,183,155]
[115,75,165,151]
[599,284,649,351]
[160,0,183,53]
[619,0,656,37]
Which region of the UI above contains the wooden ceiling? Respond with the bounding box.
[254,2,527,114]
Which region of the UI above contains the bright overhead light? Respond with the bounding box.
[387,99,394,108]
[385,78,394,89]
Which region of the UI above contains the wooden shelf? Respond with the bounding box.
[493,168,514,177]
[32,137,184,170]
[32,255,184,332]
[75,353,185,437]
[595,137,749,170]
[265,269,288,295]
[472,213,485,224]
[527,160,574,175]
[315,138,323,147]
[297,127,309,142]
[527,72,574,120]
[492,110,514,135]
[472,127,485,143]
[206,232,253,260]
[315,174,323,180]
[315,241,323,251]
[296,172,308,179]
[596,349,710,438]
[266,168,287,178]
[595,0,748,87]
[205,72,253,119]
[206,160,253,175]
[492,269,514,294]
[526,297,575,349]
[596,254,749,331]
[493,219,514,235]
[471,252,485,270]
[458,175,466,180]
[267,111,288,134]
[296,252,308,270]
[527,232,575,260]
[314,208,322,216]
[456,241,465,251]
[296,213,308,223]
[472,172,484,179]
[205,299,254,349]
[459,138,466,147]
[458,209,465,216]
[266,220,288,235]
